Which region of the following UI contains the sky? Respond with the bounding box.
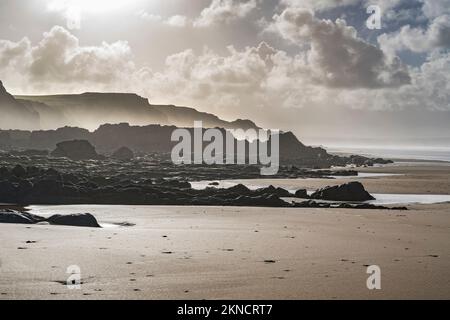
[0,0,449,146]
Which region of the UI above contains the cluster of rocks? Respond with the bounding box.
[0,209,101,228]
[0,148,361,189]
[50,140,105,161]
[0,161,406,210]
[292,200,407,211]
[49,140,135,161]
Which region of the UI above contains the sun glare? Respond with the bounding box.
[48,0,138,14]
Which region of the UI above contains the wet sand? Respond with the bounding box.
[223,163,450,195]
[0,164,449,300]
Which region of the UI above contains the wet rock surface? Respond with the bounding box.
[311,182,375,202]
[0,209,45,224]
[51,140,104,161]
[0,152,402,209]
[0,209,101,227]
[292,200,407,211]
[47,213,101,228]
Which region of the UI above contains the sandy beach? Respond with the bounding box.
[1,164,449,300]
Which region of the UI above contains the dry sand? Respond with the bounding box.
[0,164,449,300]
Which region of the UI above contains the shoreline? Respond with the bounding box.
[0,163,449,300]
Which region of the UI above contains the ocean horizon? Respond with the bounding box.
[326,145,450,163]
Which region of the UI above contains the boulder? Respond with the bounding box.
[51,140,103,161]
[12,164,27,178]
[111,146,134,161]
[294,189,308,198]
[310,182,375,202]
[226,184,251,195]
[0,210,45,224]
[47,213,101,228]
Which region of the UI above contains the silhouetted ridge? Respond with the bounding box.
[0,81,40,130]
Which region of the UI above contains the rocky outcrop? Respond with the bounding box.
[0,122,392,168]
[294,189,308,198]
[0,209,45,224]
[292,200,406,210]
[0,209,101,227]
[111,147,134,161]
[51,140,103,161]
[311,182,375,202]
[47,213,101,228]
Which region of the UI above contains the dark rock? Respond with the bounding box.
[311,182,375,202]
[0,210,45,224]
[26,166,41,176]
[0,180,16,201]
[51,140,103,161]
[12,165,27,178]
[111,147,134,161]
[294,189,308,198]
[47,213,101,228]
[255,185,291,197]
[16,179,33,195]
[156,179,191,189]
[232,194,288,207]
[226,184,251,194]
[0,166,10,178]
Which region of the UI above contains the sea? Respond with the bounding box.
[325,146,450,163]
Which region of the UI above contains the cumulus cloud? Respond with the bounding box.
[0,26,135,93]
[378,14,450,55]
[138,0,258,29]
[280,0,359,11]
[194,0,258,27]
[268,7,411,88]
[138,11,190,28]
[421,0,450,19]
[0,38,31,69]
[280,0,404,11]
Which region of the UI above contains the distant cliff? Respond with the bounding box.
[0,81,40,130]
[0,122,341,166]
[13,91,259,131]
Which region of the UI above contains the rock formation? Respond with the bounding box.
[310,182,375,202]
[111,146,134,161]
[51,140,103,161]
